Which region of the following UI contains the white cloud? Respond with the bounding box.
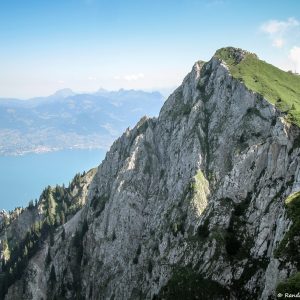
[289,46,300,71]
[58,80,65,84]
[113,73,145,81]
[261,17,299,35]
[87,76,97,81]
[101,123,119,136]
[261,17,299,48]
[272,38,284,48]
[124,73,145,81]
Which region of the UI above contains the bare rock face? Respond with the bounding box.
[3,48,300,299]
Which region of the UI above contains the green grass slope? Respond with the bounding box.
[215,47,300,126]
[274,191,300,265]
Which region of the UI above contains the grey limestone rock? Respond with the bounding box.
[3,48,300,300]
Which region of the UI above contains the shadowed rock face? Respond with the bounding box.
[3,48,300,300]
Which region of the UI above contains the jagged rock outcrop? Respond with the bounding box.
[2,47,300,300]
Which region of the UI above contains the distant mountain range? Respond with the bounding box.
[0,89,164,155]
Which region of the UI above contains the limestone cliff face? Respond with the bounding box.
[3,49,300,299]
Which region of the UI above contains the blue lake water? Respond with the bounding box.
[0,149,105,211]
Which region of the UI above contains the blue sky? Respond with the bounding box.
[0,0,300,98]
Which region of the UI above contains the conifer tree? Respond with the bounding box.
[46,249,51,266]
[60,211,65,225]
[49,265,56,283]
[61,227,66,241]
[50,229,55,247]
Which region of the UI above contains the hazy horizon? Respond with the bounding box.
[1,0,300,98]
[0,86,174,100]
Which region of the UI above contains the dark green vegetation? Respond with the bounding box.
[197,218,209,238]
[277,272,300,295]
[225,194,252,258]
[275,192,300,294]
[168,89,192,121]
[90,194,109,218]
[0,172,88,299]
[157,267,230,300]
[62,218,89,299]
[73,219,89,264]
[215,47,300,126]
[275,191,300,266]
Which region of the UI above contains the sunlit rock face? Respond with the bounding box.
[3,48,300,300]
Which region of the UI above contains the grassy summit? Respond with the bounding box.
[215,47,300,127]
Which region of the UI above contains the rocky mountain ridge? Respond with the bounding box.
[1,47,300,299]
